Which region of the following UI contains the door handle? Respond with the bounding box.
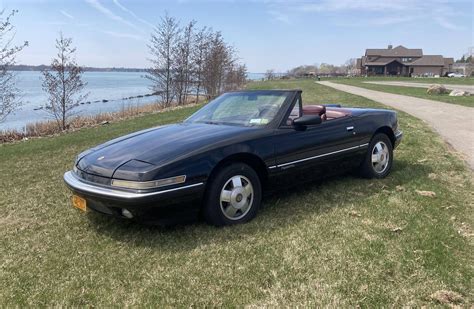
[346,126,354,131]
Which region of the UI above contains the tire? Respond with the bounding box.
[359,133,393,179]
[203,163,262,226]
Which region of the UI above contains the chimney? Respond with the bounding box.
[388,44,393,49]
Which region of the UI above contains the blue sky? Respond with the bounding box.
[1,0,473,72]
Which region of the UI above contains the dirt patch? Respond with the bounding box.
[430,290,464,305]
[415,190,436,197]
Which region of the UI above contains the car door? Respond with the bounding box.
[270,95,362,183]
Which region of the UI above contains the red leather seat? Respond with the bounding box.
[302,105,327,120]
[302,105,351,121]
[325,109,350,120]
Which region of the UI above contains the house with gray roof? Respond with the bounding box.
[356,45,453,77]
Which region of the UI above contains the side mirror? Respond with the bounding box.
[293,115,322,127]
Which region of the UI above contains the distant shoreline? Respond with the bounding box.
[9,65,148,73]
[9,66,277,75]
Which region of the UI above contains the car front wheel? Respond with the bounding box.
[203,163,261,226]
[359,133,393,178]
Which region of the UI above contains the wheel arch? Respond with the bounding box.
[373,126,395,148]
[208,153,269,188]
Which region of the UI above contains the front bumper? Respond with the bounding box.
[394,130,403,149]
[63,171,205,220]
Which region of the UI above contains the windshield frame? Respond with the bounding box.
[184,90,299,129]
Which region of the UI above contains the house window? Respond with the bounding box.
[371,67,384,74]
[402,57,412,62]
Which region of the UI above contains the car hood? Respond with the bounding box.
[77,122,254,178]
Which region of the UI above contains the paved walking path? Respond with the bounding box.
[318,81,474,169]
[364,81,474,93]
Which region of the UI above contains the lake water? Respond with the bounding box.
[1,71,267,131]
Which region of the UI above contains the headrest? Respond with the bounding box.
[302,105,326,116]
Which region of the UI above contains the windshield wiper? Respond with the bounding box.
[202,121,221,125]
[196,120,245,127]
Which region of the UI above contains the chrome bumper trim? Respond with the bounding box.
[63,171,204,200]
[394,130,403,148]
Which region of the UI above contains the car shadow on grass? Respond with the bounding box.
[83,158,430,251]
[84,179,338,252]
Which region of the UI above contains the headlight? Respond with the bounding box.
[111,175,186,190]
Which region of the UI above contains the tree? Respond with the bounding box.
[148,14,246,103]
[344,58,357,75]
[319,63,336,75]
[456,55,466,63]
[173,20,195,105]
[191,26,211,103]
[224,63,247,91]
[147,14,179,107]
[0,10,28,122]
[202,31,233,98]
[42,33,88,131]
[265,69,275,80]
[287,64,318,77]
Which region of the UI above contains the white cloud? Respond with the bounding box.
[84,0,142,32]
[102,30,144,41]
[433,16,465,30]
[335,15,417,27]
[41,21,91,28]
[368,16,416,26]
[42,21,68,26]
[112,0,155,28]
[295,0,415,12]
[266,0,469,30]
[60,10,74,20]
[268,10,290,24]
[431,5,467,30]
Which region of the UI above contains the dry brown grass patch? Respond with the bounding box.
[0,100,201,143]
[430,290,464,305]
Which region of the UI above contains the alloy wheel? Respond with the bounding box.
[371,141,390,174]
[219,175,254,220]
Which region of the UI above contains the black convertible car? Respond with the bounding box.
[64,90,402,226]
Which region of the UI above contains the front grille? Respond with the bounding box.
[76,169,111,186]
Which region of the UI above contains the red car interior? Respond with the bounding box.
[302,105,352,121]
[287,104,351,125]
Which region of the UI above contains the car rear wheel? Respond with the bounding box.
[203,163,261,226]
[359,133,393,178]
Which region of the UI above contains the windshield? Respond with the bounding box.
[185,92,290,127]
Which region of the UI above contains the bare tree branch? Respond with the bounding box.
[0,9,28,122]
[41,33,88,131]
[265,69,275,80]
[146,13,179,107]
[173,20,195,105]
[191,26,211,103]
[147,14,247,105]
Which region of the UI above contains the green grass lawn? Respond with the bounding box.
[1,80,472,306]
[329,77,474,107]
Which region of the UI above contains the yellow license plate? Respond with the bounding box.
[72,195,87,212]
